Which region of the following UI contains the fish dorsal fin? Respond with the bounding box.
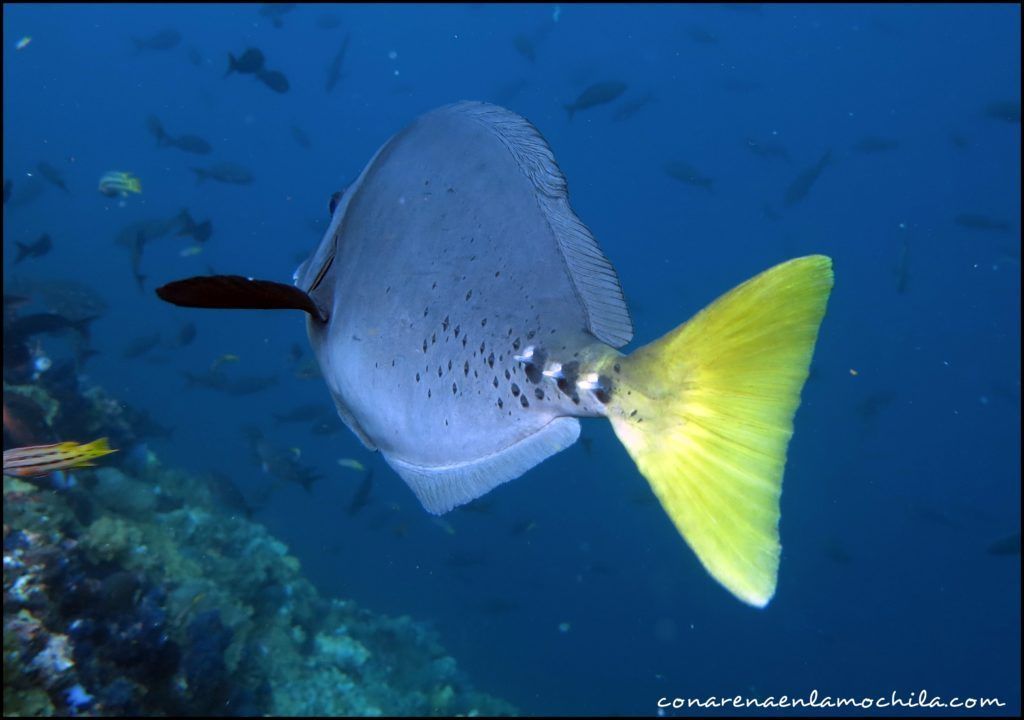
[449,101,634,348]
[156,275,327,322]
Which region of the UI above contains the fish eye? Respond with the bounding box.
[328,189,345,216]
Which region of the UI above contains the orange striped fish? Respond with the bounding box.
[2,438,117,478]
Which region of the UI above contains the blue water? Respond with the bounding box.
[4,3,1020,715]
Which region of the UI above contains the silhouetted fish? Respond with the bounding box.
[176,321,197,347]
[132,28,181,53]
[664,160,714,192]
[325,34,351,93]
[513,33,537,62]
[290,124,312,149]
[122,333,162,359]
[316,13,343,29]
[986,532,1021,556]
[189,163,254,185]
[685,25,719,44]
[172,134,213,154]
[853,135,900,154]
[744,136,790,161]
[273,403,332,424]
[15,234,52,263]
[612,92,656,122]
[226,48,265,76]
[257,68,290,94]
[564,81,627,121]
[348,469,374,515]
[985,100,1020,123]
[36,162,70,194]
[177,209,213,243]
[784,150,832,207]
[954,213,1011,233]
[259,3,295,29]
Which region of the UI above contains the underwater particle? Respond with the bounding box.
[557,621,571,634]
[16,36,32,50]
[849,368,858,376]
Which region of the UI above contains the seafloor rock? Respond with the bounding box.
[3,380,516,716]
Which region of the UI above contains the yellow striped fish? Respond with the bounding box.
[3,438,117,478]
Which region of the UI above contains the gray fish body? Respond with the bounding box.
[296,102,632,513]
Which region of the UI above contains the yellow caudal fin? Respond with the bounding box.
[604,256,833,607]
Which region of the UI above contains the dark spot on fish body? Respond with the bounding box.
[614,363,621,374]
[493,377,499,388]
[454,325,460,338]
[512,337,521,351]
[463,361,469,376]
[424,307,429,317]
[438,366,443,377]
[487,353,495,368]
[427,389,432,398]
[481,318,487,327]
[534,387,544,400]
[416,373,420,382]
[462,337,468,348]
[465,290,473,301]
[504,368,511,380]
[497,398,504,409]
[431,333,436,344]
[452,383,457,395]
[511,383,520,397]
[442,315,450,332]
[525,364,542,384]
[520,395,529,408]
[448,359,452,372]
[422,340,428,353]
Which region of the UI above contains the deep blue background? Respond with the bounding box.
[4,3,1020,715]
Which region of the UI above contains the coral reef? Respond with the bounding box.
[4,379,515,716]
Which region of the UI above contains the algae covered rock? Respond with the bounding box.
[4,373,517,716]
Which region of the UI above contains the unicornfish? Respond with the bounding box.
[156,101,834,607]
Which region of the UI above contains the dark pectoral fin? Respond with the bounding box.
[155,275,327,322]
